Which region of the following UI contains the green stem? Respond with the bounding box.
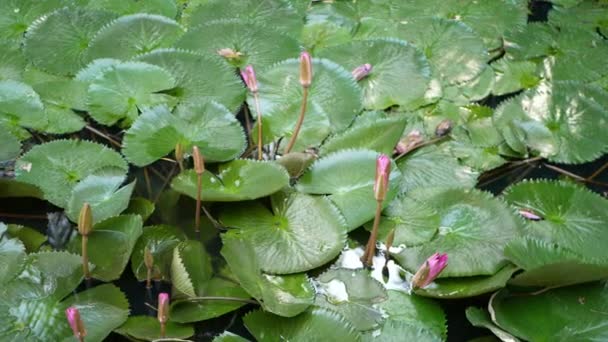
[195,173,202,241]
[82,235,91,281]
[253,92,264,160]
[361,200,383,267]
[284,87,309,154]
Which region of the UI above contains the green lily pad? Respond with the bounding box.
[0,0,71,43]
[0,41,26,81]
[116,316,194,341]
[68,215,143,281]
[86,13,185,61]
[549,1,608,33]
[172,159,289,202]
[137,49,245,111]
[86,0,178,18]
[213,332,250,342]
[0,129,20,161]
[503,23,555,61]
[176,19,301,69]
[490,282,608,341]
[244,308,361,341]
[124,197,155,221]
[6,224,46,253]
[23,8,116,75]
[491,59,540,96]
[392,188,521,277]
[15,139,128,208]
[296,149,402,230]
[171,240,213,297]
[0,80,46,130]
[318,38,431,110]
[130,225,186,282]
[123,102,246,166]
[465,307,521,342]
[75,58,122,82]
[220,192,347,274]
[301,2,359,51]
[0,223,26,285]
[87,62,177,126]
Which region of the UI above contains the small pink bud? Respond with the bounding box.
[351,63,372,81]
[241,65,258,93]
[157,293,170,324]
[299,51,312,88]
[394,130,423,154]
[411,253,448,289]
[65,307,86,339]
[373,154,391,201]
[217,48,242,59]
[519,209,543,221]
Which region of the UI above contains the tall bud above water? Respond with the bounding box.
[241,65,259,93]
[373,154,391,201]
[65,307,86,341]
[157,292,170,324]
[411,253,448,289]
[299,51,312,88]
[192,146,205,175]
[351,63,372,81]
[78,202,92,236]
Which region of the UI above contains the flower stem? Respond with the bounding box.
[146,267,152,289]
[82,235,91,283]
[194,173,202,241]
[183,296,260,305]
[253,92,264,160]
[284,87,309,154]
[362,200,383,267]
[160,322,166,338]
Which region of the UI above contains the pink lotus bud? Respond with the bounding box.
[241,65,258,93]
[411,253,448,289]
[518,209,543,221]
[373,154,391,201]
[299,51,312,88]
[65,307,86,339]
[351,63,372,81]
[394,130,423,154]
[157,293,170,324]
[217,48,242,59]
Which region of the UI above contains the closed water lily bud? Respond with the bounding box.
[65,307,86,340]
[217,48,242,59]
[192,146,205,175]
[519,209,543,221]
[77,203,92,236]
[157,293,170,324]
[435,119,453,137]
[299,51,312,88]
[395,130,423,154]
[373,154,391,201]
[351,63,372,81]
[411,253,448,289]
[241,65,259,93]
[175,143,184,164]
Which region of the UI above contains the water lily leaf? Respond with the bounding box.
[0,129,20,161]
[392,188,521,277]
[213,332,250,342]
[6,224,46,253]
[124,197,155,221]
[187,0,302,35]
[171,275,251,323]
[362,320,443,342]
[490,282,608,341]
[75,58,122,82]
[15,139,128,208]
[0,80,46,130]
[172,159,289,202]
[491,59,540,96]
[86,0,178,18]
[0,179,43,199]
[123,103,246,166]
[68,215,143,281]
[116,316,194,341]
[33,78,88,111]
[466,307,520,342]
[130,225,186,282]
[221,233,315,317]
[503,23,555,61]
[244,308,361,341]
[302,2,359,51]
[315,268,387,331]
[0,223,26,285]
[549,1,608,32]
[318,38,431,110]
[86,13,185,60]
[251,58,362,151]
[220,192,347,274]
[413,264,519,299]
[0,0,72,43]
[176,19,301,69]
[319,111,407,156]
[396,145,479,194]
[493,82,608,164]
[23,8,116,75]
[66,169,135,225]
[296,149,401,230]
[171,240,213,297]
[137,49,245,111]
[443,65,495,105]
[42,105,87,134]
[0,41,26,81]
[502,180,608,286]
[87,62,177,126]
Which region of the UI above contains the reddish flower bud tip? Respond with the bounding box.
[373,154,391,201]
[65,307,86,339]
[352,63,372,81]
[394,130,423,154]
[412,253,448,289]
[241,65,258,93]
[299,51,312,88]
[157,293,170,324]
[519,209,543,221]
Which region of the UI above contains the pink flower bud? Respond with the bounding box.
[373,154,391,201]
[157,292,170,324]
[394,130,423,154]
[351,63,372,81]
[518,209,543,221]
[411,253,448,289]
[241,65,258,93]
[65,307,86,339]
[299,51,312,88]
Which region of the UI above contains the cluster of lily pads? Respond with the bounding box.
[1,0,608,341]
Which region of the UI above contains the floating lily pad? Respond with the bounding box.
[220,192,347,274]
[6,224,46,253]
[116,316,194,341]
[503,23,555,61]
[318,39,431,110]
[302,2,359,50]
[0,129,20,161]
[466,307,520,342]
[296,149,401,230]
[0,80,46,130]
[172,159,288,202]
[0,224,26,285]
[213,332,250,342]
[0,41,26,81]
[124,197,155,221]
[86,0,178,18]
[130,225,186,282]
[15,139,128,208]
[491,59,540,96]
[86,13,185,60]
[171,240,213,297]
[392,188,521,277]
[0,0,71,42]
[23,8,116,75]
